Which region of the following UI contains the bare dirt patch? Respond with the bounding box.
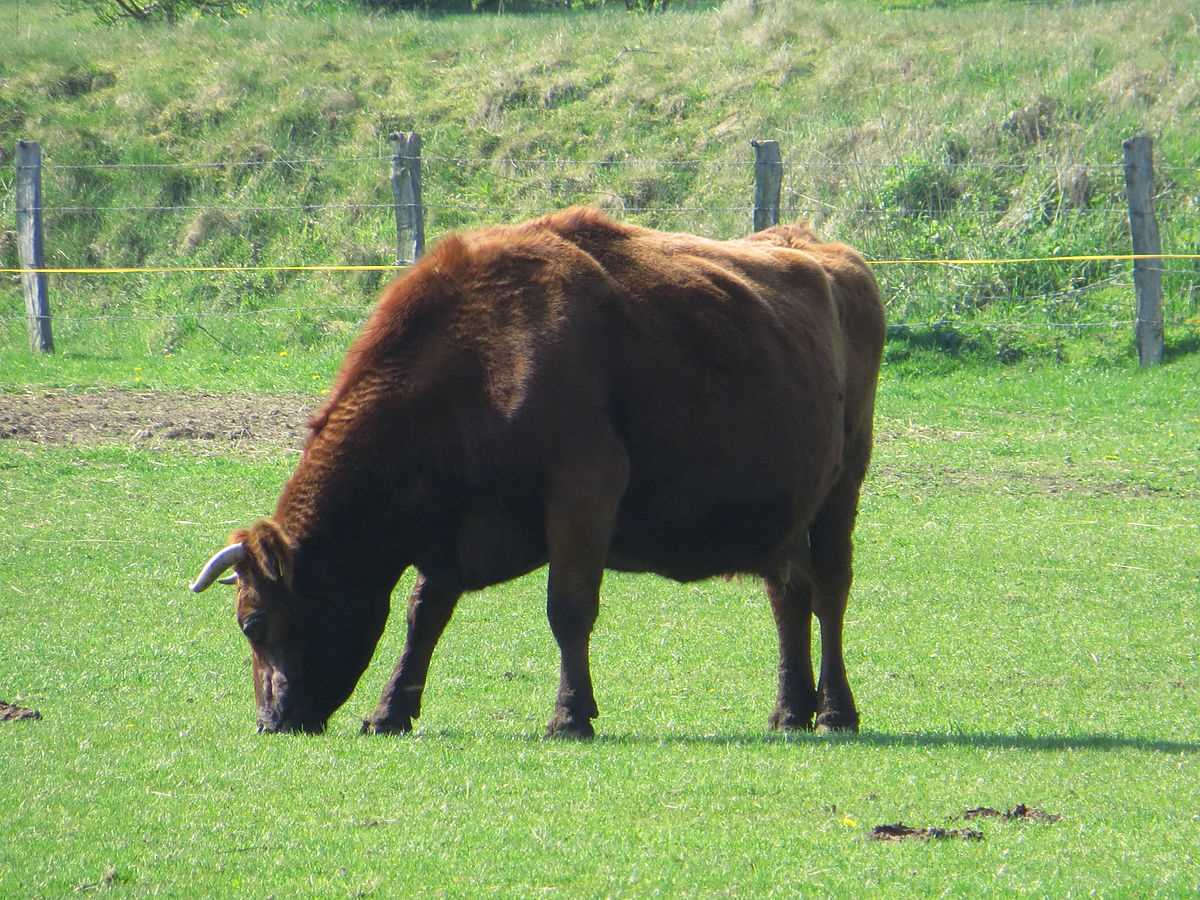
[0,700,42,721]
[870,823,983,842]
[0,389,317,453]
[869,461,1191,499]
[963,804,1062,823]
[870,804,1061,842]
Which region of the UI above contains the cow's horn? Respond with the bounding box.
[190,543,246,593]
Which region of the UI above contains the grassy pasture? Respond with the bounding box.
[2,0,1199,893]
[1,358,1197,895]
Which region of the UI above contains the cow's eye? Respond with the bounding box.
[240,612,267,643]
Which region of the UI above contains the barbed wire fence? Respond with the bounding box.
[4,132,1198,364]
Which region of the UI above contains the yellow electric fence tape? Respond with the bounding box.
[0,264,413,274]
[1,253,1199,275]
[870,253,1200,266]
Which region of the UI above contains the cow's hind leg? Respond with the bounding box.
[362,571,462,735]
[808,468,867,733]
[543,435,629,739]
[766,567,818,732]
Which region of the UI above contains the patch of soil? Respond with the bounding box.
[0,389,316,452]
[870,823,983,842]
[0,700,41,721]
[963,804,1062,823]
[870,461,1194,500]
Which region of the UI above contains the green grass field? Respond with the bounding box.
[2,358,1197,895]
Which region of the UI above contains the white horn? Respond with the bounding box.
[190,543,246,593]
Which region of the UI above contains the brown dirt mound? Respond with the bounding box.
[963,804,1062,823]
[870,823,983,842]
[0,701,42,721]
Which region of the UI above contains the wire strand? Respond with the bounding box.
[8,310,1180,331]
[39,154,392,171]
[22,152,1137,174]
[3,253,1197,276]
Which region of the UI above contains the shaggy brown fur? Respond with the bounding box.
[203,207,885,737]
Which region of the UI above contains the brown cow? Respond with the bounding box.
[190,207,885,738]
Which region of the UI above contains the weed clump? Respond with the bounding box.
[1002,96,1059,145]
[180,210,239,254]
[48,65,116,99]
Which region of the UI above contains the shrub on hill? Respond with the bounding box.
[58,0,241,24]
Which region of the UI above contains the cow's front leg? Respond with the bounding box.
[362,571,462,735]
[544,564,601,739]
[543,435,629,740]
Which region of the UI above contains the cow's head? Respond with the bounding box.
[190,518,388,733]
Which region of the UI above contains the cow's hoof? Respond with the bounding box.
[544,711,595,740]
[814,709,859,734]
[768,707,815,732]
[361,714,413,735]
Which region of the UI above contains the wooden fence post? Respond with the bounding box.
[15,140,52,353]
[1122,134,1163,367]
[751,139,782,232]
[390,132,425,264]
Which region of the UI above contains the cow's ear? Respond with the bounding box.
[238,518,296,588]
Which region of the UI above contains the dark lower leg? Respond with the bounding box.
[363,572,461,734]
[766,576,817,731]
[809,469,865,733]
[814,605,858,731]
[545,570,600,739]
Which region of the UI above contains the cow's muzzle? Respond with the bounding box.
[256,719,326,735]
[256,710,326,735]
[255,673,324,733]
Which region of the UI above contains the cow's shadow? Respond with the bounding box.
[520,730,1200,754]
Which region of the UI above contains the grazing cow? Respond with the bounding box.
[191,207,885,738]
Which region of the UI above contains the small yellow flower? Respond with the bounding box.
[278,350,289,357]
[840,814,858,828]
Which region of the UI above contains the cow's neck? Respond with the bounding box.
[273,442,416,596]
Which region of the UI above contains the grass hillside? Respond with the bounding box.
[1,0,1198,373]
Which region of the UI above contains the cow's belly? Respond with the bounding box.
[453,486,548,591]
[607,490,799,581]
